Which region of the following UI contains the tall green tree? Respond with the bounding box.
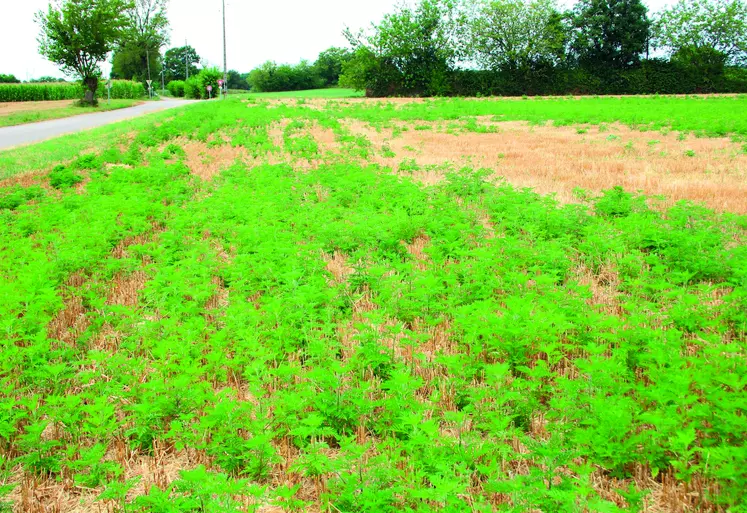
[163,45,200,83]
[0,74,20,83]
[111,44,162,83]
[569,0,651,69]
[36,0,133,104]
[314,47,352,86]
[653,0,747,66]
[226,70,248,90]
[112,0,170,87]
[465,0,568,71]
[343,0,460,96]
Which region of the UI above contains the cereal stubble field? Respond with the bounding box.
[0,95,745,513]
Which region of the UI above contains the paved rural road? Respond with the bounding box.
[0,100,196,151]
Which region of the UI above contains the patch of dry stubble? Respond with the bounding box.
[342,118,747,212]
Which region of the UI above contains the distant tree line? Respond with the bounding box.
[246,47,352,92]
[338,0,747,97]
[32,0,250,104]
[0,75,70,84]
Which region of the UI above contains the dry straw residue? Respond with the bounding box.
[340,118,747,212]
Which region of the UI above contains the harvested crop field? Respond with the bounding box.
[0,95,745,513]
[0,100,78,114]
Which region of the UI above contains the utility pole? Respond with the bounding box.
[222,0,227,98]
[185,39,189,81]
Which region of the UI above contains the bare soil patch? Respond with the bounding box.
[0,100,76,114]
[170,138,248,180]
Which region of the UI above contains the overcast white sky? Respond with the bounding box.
[1,0,673,81]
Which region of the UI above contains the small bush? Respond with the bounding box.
[49,165,84,189]
[184,68,223,100]
[0,187,44,211]
[73,154,100,170]
[184,77,202,99]
[167,80,186,97]
[594,186,648,218]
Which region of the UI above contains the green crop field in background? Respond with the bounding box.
[340,94,747,138]
[0,80,146,102]
[0,95,744,512]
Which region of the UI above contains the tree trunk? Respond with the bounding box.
[82,76,99,106]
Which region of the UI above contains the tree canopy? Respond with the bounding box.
[343,0,459,96]
[248,61,323,93]
[653,0,747,66]
[465,0,568,71]
[163,45,201,83]
[315,47,353,86]
[569,0,651,69]
[36,0,133,104]
[226,70,249,90]
[112,0,170,85]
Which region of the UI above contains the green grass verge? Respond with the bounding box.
[0,104,192,179]
[0,99,142,128]
[244,88,364,99]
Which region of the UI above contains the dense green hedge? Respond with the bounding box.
[364,60,747,97]
[166,80,186,97]
[0,80,146,102]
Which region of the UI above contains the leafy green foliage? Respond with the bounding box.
[569,0,651,69]
[110,43,162,85]
[226,70,249,90]
[166,80,185,97]
[49,165,84,189]
[185,67,223,99]
[247,60,324,93]
[653,0,747,66]
[340,0,747,97]
[36,0,134,104]
[0,96,745,512]
[343,0,458,96]
[465,0,567,72]
[315,47,353,87]
[0,187,44,211]
[163,45,200,83]
[111,0,169,88]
